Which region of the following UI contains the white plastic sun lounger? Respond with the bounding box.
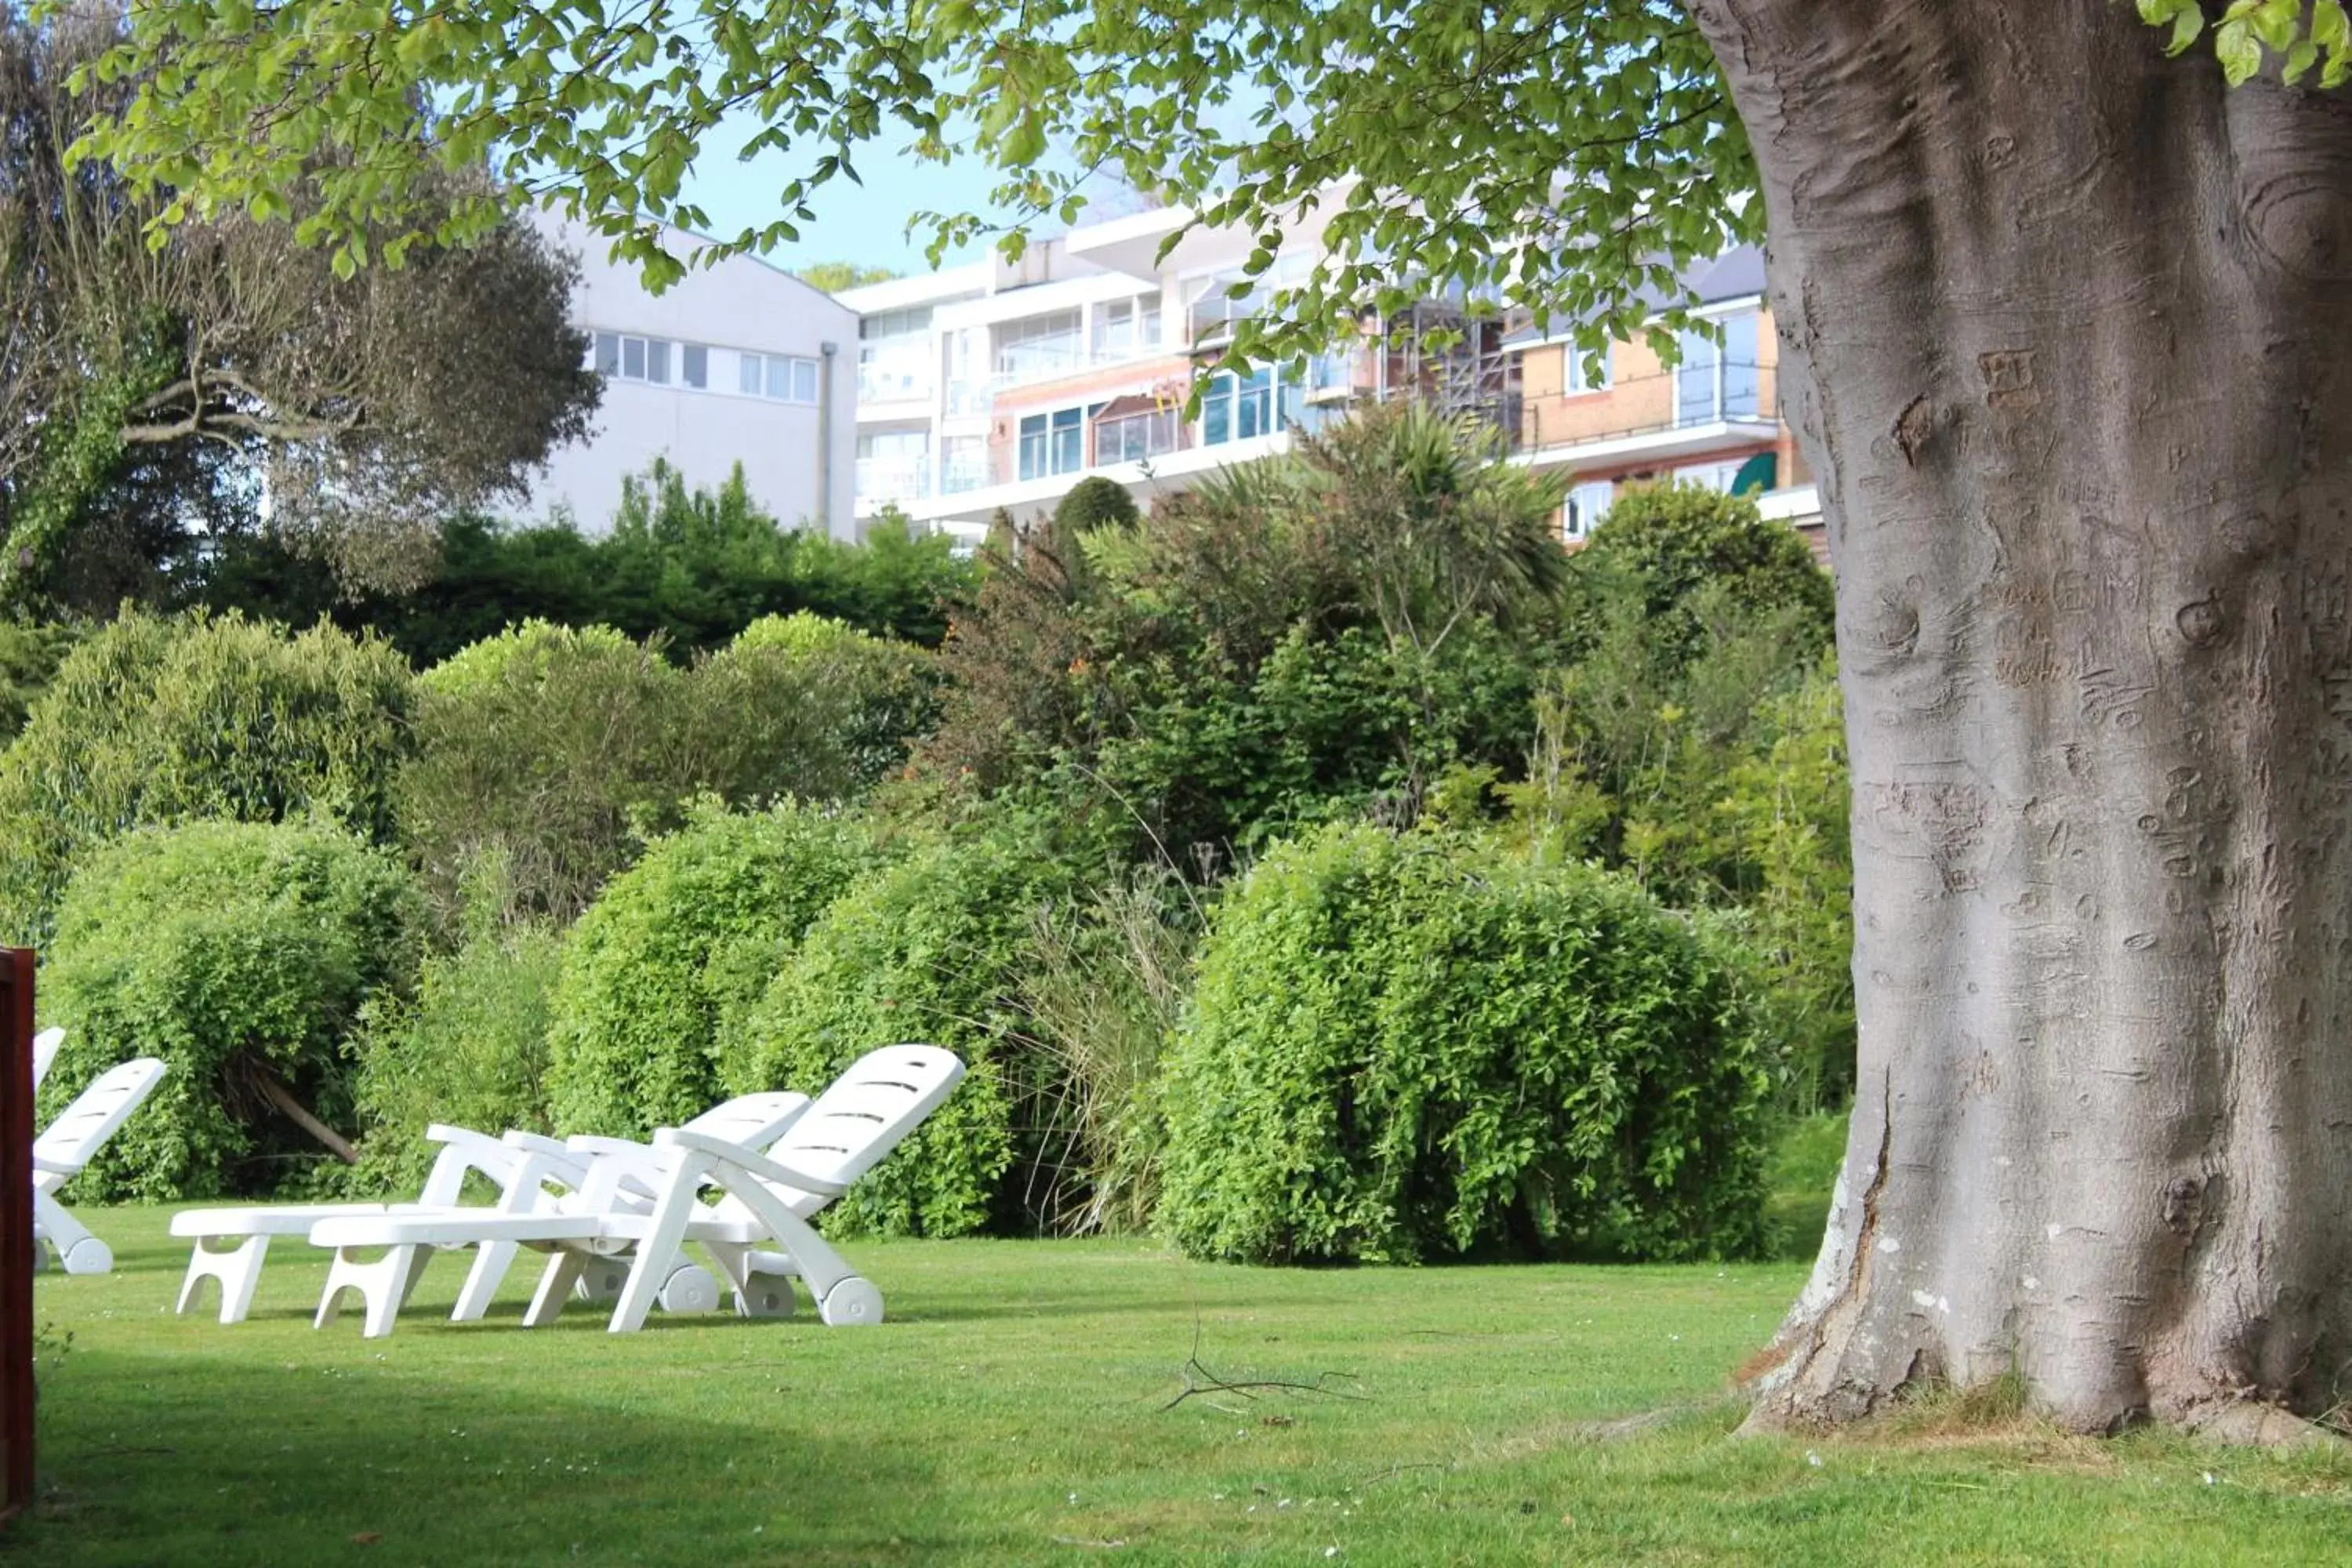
[172,1090,810,1331]
[34,1056,169,1275]
[30,1027,62,1090]
[307,1044,966,1337]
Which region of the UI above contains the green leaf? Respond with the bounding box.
[2215,18,2264,83]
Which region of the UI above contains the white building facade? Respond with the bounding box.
[841,206,1821,551]
[514,215,861,539]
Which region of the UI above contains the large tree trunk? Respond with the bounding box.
[1685,0,2352,1434]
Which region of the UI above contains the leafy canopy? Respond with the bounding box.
[67,5,2300,367]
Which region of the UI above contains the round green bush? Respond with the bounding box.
[696,613,938,800]
[720,832,1077,1237]
[1052,475,1141,535]
[1157,823,1773,1265]
[0,608,413,944]
[399,619,691,924]
[545,801,881,1137]
[41,819,422,1201]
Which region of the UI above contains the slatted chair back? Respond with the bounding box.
[764,1045,966,1196]
[32,1059,167,1195]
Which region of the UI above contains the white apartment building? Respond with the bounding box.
[512,214,860,539]
[842,206,1821,551]
[841,203,1363,547]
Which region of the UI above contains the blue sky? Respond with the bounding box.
[677,115,1030,278]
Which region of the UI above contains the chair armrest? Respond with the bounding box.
[31,1154,77,1178]
[425,1124,524,1177]
[653,1128,847,1200]
[565,1135,654,1160]
[502,1131,570,1159]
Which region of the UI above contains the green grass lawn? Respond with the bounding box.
[10,1208,2350,1566]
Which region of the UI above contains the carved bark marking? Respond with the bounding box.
[1979,350,2042,411]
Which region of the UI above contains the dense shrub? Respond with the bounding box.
[348,861,566,1196]
[397,621,688,924]
[1566,481,1833,666]
[41,820,421,1201]
[0,609,413,943]
[699,612,938,800]
[399,617,933,926]
[546,803,881,1137]
[720,830,1082,1237]
[1051,476,1140,535]
[199,465,977,661]
[0,618,88,742]
[1157,823,1773,1265]
[925,405,1572,867]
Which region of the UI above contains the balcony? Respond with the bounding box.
[857,364,933,404]
[1515,362,1781,463]
[941,448,992,495]
[855,454,932,506]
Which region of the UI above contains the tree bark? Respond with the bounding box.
[1685,0,2352,1433]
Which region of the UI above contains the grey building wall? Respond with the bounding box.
[512,213,860,539]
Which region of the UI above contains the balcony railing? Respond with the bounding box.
[940,450,992,495]
[858,365,933,403]
[855,455,932,505]
[1515,363,1781,455]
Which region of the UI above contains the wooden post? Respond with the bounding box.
[0,949,33,1525]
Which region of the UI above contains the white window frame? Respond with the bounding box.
[1564,479,1615,540]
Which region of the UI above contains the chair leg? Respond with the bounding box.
[451,1240,518,1322]
[524,1250,586,1327]
[315,1244,430,1338]
[609,1158,707,1334]
[764,1211,882,1327]
[179,1236,271,1324]
[726,1247,799,1319]
[34,1190,108,1276]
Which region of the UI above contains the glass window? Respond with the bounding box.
[595,332,620,376]
[1097,408,1177,465]
[1564,342,1612,394]
[1564,479,1615,540]
[793,358,819,404]
[1018,414,1049,481]
[1721,313,1760,419]
[1138,292,1162,351]
[646,340,670,385]
[682,345,707,389]
[763,358,788,400]
[622,337,647,380]
[1203,378,1232,445]
[740,354,764,395]
[1675,327,1720,426]
[1051,407,1083,474]
[1094,299,1134,359]
[1236,368,1273,440]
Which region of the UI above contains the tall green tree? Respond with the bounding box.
[0,7,597,610]
[69,0,2352,1440]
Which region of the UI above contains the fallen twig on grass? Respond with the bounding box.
[1160,1319,1367,1413]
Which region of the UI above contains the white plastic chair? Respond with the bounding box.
[307,1045,966,1337]
[172,1090,810,1333]
[33,1056,169,1275]
[30,1027,62,1090]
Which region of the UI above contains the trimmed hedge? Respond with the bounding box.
[0,609,412,945]
[720,833,1078,1237]
[398,616,933,926]
[1157,823,1773,1264]
[41,820,421,1201]
[545,802,880,1137]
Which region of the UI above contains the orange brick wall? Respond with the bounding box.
[1519,306,1780,454]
